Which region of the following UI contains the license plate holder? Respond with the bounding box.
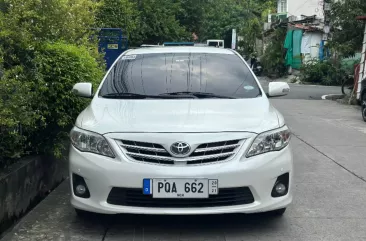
[143,178,218,199]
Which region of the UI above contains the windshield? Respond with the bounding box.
[98,53,261,99]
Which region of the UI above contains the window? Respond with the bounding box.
[99,53,261,99]
[278,0,287,13]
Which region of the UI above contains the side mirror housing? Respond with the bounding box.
[267,82,290,97]
[72,83,93,98]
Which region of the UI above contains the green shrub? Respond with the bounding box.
[300,59,355,86]
[261,28,287,78]
[30,42,104,157]
[0,66,40,166]
[0,0,105,166]
[0,42,104,165]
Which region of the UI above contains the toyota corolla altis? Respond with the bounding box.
[69,46,293,217]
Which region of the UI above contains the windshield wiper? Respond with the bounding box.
[159,91,236,99]
[100,93,196,99]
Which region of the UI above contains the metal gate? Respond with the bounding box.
[96,28,128,70]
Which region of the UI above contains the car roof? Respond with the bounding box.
[125,46,235,55]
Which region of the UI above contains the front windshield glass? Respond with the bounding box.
[98,52,261,99]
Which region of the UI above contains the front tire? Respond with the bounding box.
[362,105,366,122]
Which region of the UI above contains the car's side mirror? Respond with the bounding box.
[267,82,290,98]
[72,82,93,98]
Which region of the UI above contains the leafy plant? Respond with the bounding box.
[329,0,366,57]
[30,42,104,157]
[0,66,40,166]
[299,59,355,86]
[0,0,104,165]
[96,0,140,42]
[261,28,287,78]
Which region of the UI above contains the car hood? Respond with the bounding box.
[75,98,280,134]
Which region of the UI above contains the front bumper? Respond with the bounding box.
[69,142,293,215]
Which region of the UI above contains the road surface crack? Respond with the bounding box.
[101,226,109,241]
[293,135,366,183]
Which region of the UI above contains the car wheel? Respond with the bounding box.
[268,208,286,216]
[362,105,366,122]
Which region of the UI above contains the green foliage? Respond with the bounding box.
[238,18,262,55]
[200,0,247,41]
[198,0,276,52]
[95,0,276,47]
[35,43,101,156]
[0,67,39,164]
[261,28,287,78]
[329,0,366,57]
[0,0,98,44]
[30,42,104,156]
[177,0,206,34]
[0,0,104,165]
[137,0,189,45]
[299,59,356,86]
[96,0,190,45]
[96,0,140,41]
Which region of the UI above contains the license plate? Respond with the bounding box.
[143,178,218,198]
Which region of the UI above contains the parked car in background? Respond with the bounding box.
[69,46,293,218]
[207,39,224,48]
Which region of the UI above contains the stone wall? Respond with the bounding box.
[0,155,68,235]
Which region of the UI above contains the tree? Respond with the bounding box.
[136,0,189,45]
[96,0,140,43]
[0,0,104,161]
[199,0,275,50]
[0,0,99,68]
[329,0,366,57]
[177,0,207,35]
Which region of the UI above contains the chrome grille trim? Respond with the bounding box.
[194,144,241,153]
[120,143,168,153]
[118,139,244,165]
[127,152,235,162]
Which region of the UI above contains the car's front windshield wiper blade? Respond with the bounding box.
[159,91,236,99]
[101,93,196,99]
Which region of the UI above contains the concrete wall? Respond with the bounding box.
[0,156,68,235]
[287,0,324,19]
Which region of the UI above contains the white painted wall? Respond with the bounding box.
[285,0,324,19]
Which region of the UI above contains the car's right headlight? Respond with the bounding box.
[246,125,291,158]
[70,126,115,158]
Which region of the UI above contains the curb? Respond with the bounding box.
[321,94,345,100]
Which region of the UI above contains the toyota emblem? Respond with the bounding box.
[170,142,191,156]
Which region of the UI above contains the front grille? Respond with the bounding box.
[119,139,242,165]
[107,187,255,208]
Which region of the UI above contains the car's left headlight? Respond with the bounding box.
[70,126,115,158]
[246,125,291,157]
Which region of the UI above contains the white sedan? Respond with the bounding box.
[69,46,293,217]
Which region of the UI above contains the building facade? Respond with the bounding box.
[277,0,324,20]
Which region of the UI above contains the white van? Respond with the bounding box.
[207,39,224,48]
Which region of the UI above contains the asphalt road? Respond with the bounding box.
[3,95,366,240]
[258,77,342,100]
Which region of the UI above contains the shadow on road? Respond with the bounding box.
[80,211,286,236]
